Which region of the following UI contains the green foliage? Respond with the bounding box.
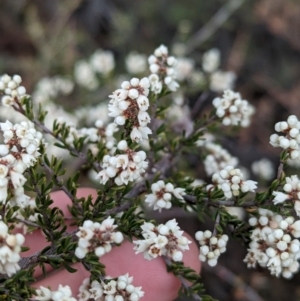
[167,260,216,301]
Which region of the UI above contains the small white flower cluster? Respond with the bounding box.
[74,49,115,90]
[96,140,148,186]
[90,49,115,76]
[148,44,179,93]
[212,90,255,127]
[200,48,236,92]
[125,51,147,75]
[0,120,43,204]
[195,230,229,267]
[273,175,300,216]
[145,180,186,212]
[210,71,236,93]
[35,285,76,301]
[251,158,275,181]
[269,115,300,160]
[190,70,206,87]
[75,103,109,127]
[134,219,191,262]
[195,133,215,147]
[30,75,116,160]
[75,217,124,259]
[175,57,195,82]
[207,166,257,199]
[33,76,74,104]
[200,141,239,176]
[225,206,245,220]
[202,48,221,74]
[78,274,144,301]
[287,158,300,168]
[32,76,76,129]
[0,221,25,276]
[14,197,39,234]
[0,74,26,106]
[167,103,194,137]
[108,77,152,143]
[244,209,300,278]
[74,60,99,91]
[66,120,118,151]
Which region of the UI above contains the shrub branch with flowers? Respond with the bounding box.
[0,43,298,301]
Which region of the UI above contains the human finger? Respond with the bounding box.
[18,188,98,278]
[34,234,200,301]
[26,187,201,301]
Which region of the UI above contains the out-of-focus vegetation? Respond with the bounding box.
[1,0,300,300]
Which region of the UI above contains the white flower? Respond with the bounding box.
[74,60,98,90]
[212,90,254,127]
[108,77,151,143]
[130,127,143,142]
[0,221,24,276]
[202,48,220,73]
[35,286,52,301]
[269,115,300,160]
[175,57,195,81]
[196,231,228,267]
[10,171,26,189]
[0,145,9,156]
[97,142,148,186]
[126,51,147,74]
[197,138,239,176]
[0,74,27,106]
[173,187,186,199]
[272,175,300,216]
[208,166,257,199]
[36,285,76,301]
[79,274,144,301]
[252,158,275,181]
[75,217,123,259]
[148,45,179,93]
[245,210,300,278]
[134,219,191,261]
[90,49,115,75]
[294,201,300,217]
[273,191,289,205]
[145,180,185,212]
[210,71,236,92]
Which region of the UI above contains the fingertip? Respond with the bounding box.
[75,188,98,200]
[32,263,90,291]
[50,187,98,219]
[101,240,180,301]
[182,232,201,274]
[101,234,201,301]
[21,188,98,276]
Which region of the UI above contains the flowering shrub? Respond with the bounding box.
[0,42,298,301]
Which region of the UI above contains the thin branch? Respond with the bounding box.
[212,213,220,237]
[191,92,210,119]
[105,182,147,215]
[204,263,266,301]
[276,160,284,180]
[183,194,274,208]
[184,0,245,54]
[105,154,174,215]
[197,114,218,133]
[19,229,77,270]
[13,99,104,174]
[39,160,84,215]
[26,169,56,241]
[33,119,86,159]
[163,256,202,301]
[14,218,42,229]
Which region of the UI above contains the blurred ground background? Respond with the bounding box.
[1,0,300,300]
